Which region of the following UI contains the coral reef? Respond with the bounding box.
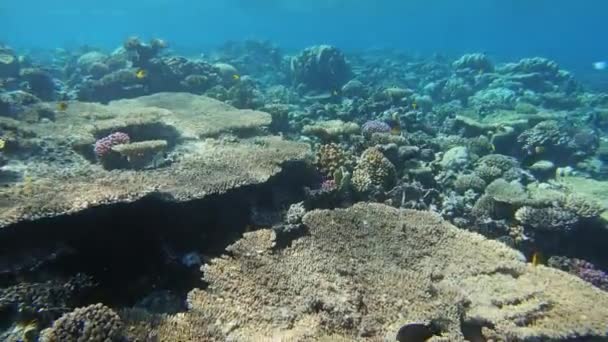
[94,132,131,157]
[124,204,608,341]
[3,40,608,341]
[40,303,123,342]
[351,148,396,193]
[452,53,494,73]
[361,120,391,138]
[515,206,579,232]
[302,119,359,140]
[315,143,354,177]
[0,93,309,227]
[548,256,608,291]
[290,45,351,92]
[484,178,528,205]
[453,174,486,194]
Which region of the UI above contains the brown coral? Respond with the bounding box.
[351,148,397,193]
[315,143,354,177]
[126,204,608,341]
[40,303,123,342]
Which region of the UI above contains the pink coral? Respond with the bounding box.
[94,132,130,157]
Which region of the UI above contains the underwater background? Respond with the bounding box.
[4,0,608,91]
[3,0,607,65]
[3,0,608,341]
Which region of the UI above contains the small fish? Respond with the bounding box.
[57,101,68,111]
[593,61,607,70]
[135,69,147,79]
[396,322,440,342]
[332,90,339,96]
[531,251,543,266]
[0,138,5,150]
[232,74,240,80]
[17,320,38,342]
[534,146,545,154]
[388,113,402,135]
[412,102,418,110]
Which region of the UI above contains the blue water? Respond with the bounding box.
[2,0,607,86]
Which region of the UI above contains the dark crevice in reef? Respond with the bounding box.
[0,161,317,311]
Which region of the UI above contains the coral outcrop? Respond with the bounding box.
[0,93,309,227]
[352,148,396,193]
[40,303,123,342]
[290,45,351,92]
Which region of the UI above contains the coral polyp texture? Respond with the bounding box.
[123,203,608,341]
[361,120,391,138]
[40,303,123,342]
[0,92,309,227]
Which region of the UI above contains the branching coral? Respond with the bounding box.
[315,143,354,177]
[40,303,123,342]
[474,154,521,182]
[0,274,93,324]
[561,194,603,219]
[453,174,486,194]
[351,147,396,193]
[484,178,528,205]
[514,206,579,232]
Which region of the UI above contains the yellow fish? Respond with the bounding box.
[531,252,543,266]
[389,112,401,135]
[232,74,240,80]
[17,320,38,341]
[135,69,147,79]
[412,102,418,110]
[0,138,5,150]
[57,101,68,111]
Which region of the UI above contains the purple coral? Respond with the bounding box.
[94,132,130,157]
[549,256,608,291]
[361,120,391,138]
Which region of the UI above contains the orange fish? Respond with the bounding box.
[531,251,543,266]
[135,69,147,79]
[57,102,68,111]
